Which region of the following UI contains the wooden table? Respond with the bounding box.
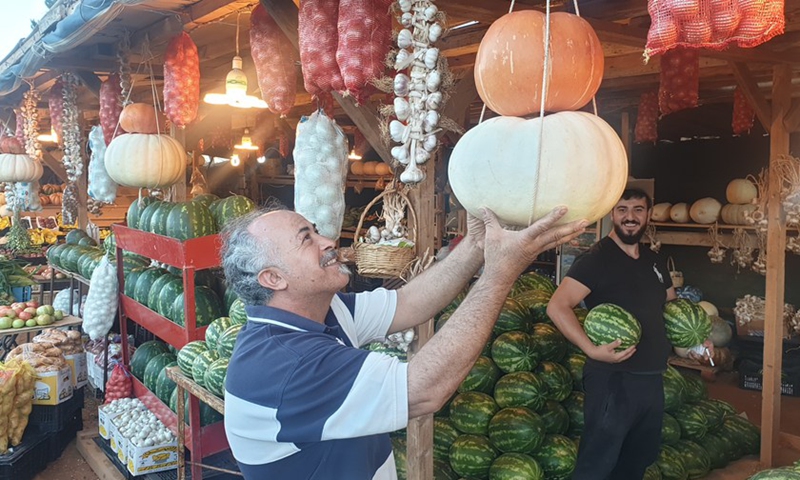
[0,315,82,357]
[165,366,239,480]
[668,354,721,381]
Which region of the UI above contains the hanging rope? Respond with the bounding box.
[528,0,553,226]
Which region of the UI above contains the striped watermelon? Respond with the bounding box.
[191,349,220,387]
[434,458,458,480]
[663,299,712,348]
[168,388,224,426]
[490,453,544,480]
[459,356,501,395]
[530,323,567,362]
[663,366,688,412]
[711,398,737,416]
[148,273,180,312]
[217,323,243,358]
[748,469,800,480]
[192,193,219,209]
[203,357,229,397]
[493,371,548,411]
[562,391,585,437]
[583,303,642,350]
[672,440,711,480]
[450,392,499,435]
[494,298,532,335]
[433,418,460,462]
[138,201,164,232]
[143,352,177,393]
[512,271,556,296]
[223,288,239,313]
[693,399,724,430]
[721,414,760,456]
[130,340,169,380]
[156,275,184,316]
[149,202,176,235]
[177,341,209,376]
[155,360,178,402]
[645,464,663,480]
[488,407,546,453]
[673,404,709,441]
[662,413,681,445]
[573,307,589,326]
[700,432,733,469]
[229,298,248,324]
[449,434,497,479]
[170,286,223,326]
[133,268,167,306]
[391,437,407,480]
[681,372,707,403]
[531,434,577,480]
[538,400,570,435]
[514,289,551,324]
[166,201,218,240]
[205,317,235,352]
[534,361,573,402]
[127,196,154,229]
[210,195,256,228]
[492,331,538,373]
[656,445,688,480]
[561,353,586,391]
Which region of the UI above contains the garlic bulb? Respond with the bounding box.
[400,161,425,184]
[426,92,442,110]
[423,134,438,152]
[424,48,439,70]
[424,5,438,21]
[394,97,411,121]
[389,120,408,143]
[424,110,439,133]
[392,145,410,165]
[426,70,441,92]
[399,0,412,13]
[394,74,410,97]
[395,49,412,70]
[429,23,443,42]
[398,29,413,49]
[401,12,413,28]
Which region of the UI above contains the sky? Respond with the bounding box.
[0,4,50,61]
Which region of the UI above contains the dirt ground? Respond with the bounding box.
[33,371,800,480]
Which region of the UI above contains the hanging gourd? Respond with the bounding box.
[48,79,65,146]
[105,134,186,189]
[448,112,627,227]
[0,151,43,183]
[474,11,604,117]
[118,103,165,134]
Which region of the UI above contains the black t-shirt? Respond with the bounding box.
[567,236,673,372]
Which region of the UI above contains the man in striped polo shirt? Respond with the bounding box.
[220,205,585,480]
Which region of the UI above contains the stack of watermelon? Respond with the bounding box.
[747,463,800,479]
[125,194,256,240]
[175,296,248,398]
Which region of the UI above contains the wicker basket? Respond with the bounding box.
[353,188,417,279]
[667,256,684,288]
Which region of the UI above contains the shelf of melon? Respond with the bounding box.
[112,224,228,479]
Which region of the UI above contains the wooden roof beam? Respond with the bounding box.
[41,150,68,184]
[729,62,772,131]
[784,99,800,132]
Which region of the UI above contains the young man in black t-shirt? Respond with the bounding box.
[547,188,677,480]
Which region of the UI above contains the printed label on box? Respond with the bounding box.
[97,405,111,439]
[109,414,128,464]
[65,352,88,388]
[126,440,178,476]
[33,365,73,405]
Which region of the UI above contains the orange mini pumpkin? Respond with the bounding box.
[119,103,165,134]
[474,11,604,116]
[39,194,51,206]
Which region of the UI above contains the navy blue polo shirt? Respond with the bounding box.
[224,289,408,480]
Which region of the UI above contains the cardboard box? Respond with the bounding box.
[33,365,73,406]
[65,352,88,388]
[109,413,129,465]
[126,438,178,476]
[97,405,112,440]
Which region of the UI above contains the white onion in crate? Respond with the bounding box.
[448,112,628,226]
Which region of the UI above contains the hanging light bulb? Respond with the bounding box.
[230,154,241,167]
[203,13,268,109]
[257,155,266,164]
[234,128,259,150]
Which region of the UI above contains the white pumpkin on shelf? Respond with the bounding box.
[448,111,628,227]
[669,202,690,223]
[651,202,672,222]
[689,197,722,224]
[104,133,186,189]
[720,203,757,225]
[726,178,758,204]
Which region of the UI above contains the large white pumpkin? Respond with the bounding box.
[105,134,186,188]
[726,178,757,204]
[689,197,722,224]
[0,153,43,183]
[448,112,628,226]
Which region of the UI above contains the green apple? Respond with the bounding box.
[11,319,25,328]
[25,319,37,327]
[0,317,11,329]
[54,310,64,321]
[36,315,53,326]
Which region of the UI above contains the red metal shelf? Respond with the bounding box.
[112,224,222,270]
[131,376,229,455]
[119,295,208,350]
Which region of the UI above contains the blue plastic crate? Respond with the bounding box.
[11,286,31,303]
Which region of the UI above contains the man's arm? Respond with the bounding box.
[547,277,636,363]
[390,217,485,334]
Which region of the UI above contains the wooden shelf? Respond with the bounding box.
[0,314,81,336]
[258,174,392,190]
[651,221,757,230]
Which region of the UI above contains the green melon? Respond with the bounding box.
[663,299,712,348]
[133,268,167,306]
[138,201,164,233]
[663,366,688,413]
[216,323,243,358]
[489,453,544,480]
[531,434,577,480]
[644,464,663,480]
[209,195,256,228]
[223,288,239,314]
[492,331,538,373]
[143,352,177,393]
[170,285,223,326]
[530,323,567,362]
[130,340,170,381]
[494,298,532,335]
[662,413,681,445]
[156,275,184,317]
[672,440,711,480]
[154,360,179,402]
[656,445,688,480]
[538,400,570,435]
[513,289,551,324]
[123,268,146,298]
[46,244,66,267]
[205,317,235,353]
[192,193,219,209]
[711,398,737,416]
[168,388,223,426]
[450,392,499,435]
[584,303,642,350]
[392,436,407,480]
[493,371,548,411]
[693,399,724,430]
[512,271,556,296]
[700,432,733,470]
[147,273,180,313]
[561,353,586,391]
[459,356,501,395]
[720,414,760,457]
[433,418,460,462]
[747,469,800,480]
[229,297,248,324]
[65,229,89,245]
[191,350,220,387]
[562,391,585,437]
[177,341,209,377]
[574,307,589,326]
[673,404,709,441]
[449,434,497,480]
[203,357,229,397]
[681,371,708,403]
[166,201,218,240]
[127,197,154,229]
[488,407,546,454]
[149,202,176,235]
[534,361,573,402]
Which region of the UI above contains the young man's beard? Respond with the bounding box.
[614,222,646,245]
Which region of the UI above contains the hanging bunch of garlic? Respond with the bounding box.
[706,225,726,264]
[61,72,84,184]
[751,232,767,276]
[117,31,133,106]
[644,223,660,253]
[389,0,444,185]
[730,227,753,271]
[787,235,800,255]
[744,169,769,233]
[791,310,800,335]
[20,89,42,163]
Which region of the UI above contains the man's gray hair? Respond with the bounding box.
[221,202,286,306]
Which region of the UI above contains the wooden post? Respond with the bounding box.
[76,140,89,231]
[620,111,631,162]
[406,159,438,480]
[761,63,791,467]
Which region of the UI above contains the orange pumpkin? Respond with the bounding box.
[474,11,604,116]
[119,103,166,134]
[39,194,51,206]
[50,193,63,205]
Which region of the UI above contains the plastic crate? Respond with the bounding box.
[46,410,83,462]
[0,430,50,480]
[27,386,84,433]
[11,286,31,302]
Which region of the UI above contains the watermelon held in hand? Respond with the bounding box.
[584,303,642,350]
[492,331,539,373]
[493,371,548,411]
[487,407,546,453]
[459,356,501,395]
[538,400,570,435]
[450,391,499,435]
[449,434,498,480]
[663,299,712,348]
[490,453,544,480]
[531,434,578,480]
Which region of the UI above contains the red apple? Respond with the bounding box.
[26,300,39,309]
[23,307,37,315]
[18,311,32,321]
